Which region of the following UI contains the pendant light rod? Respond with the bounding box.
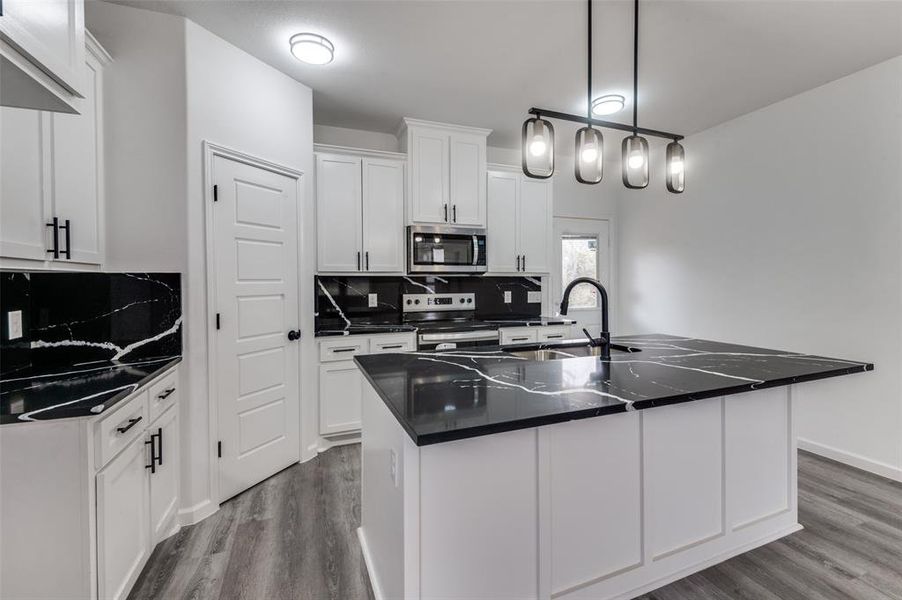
[633,0,639,132]
[587,0,593,123]
[528,107,684,141]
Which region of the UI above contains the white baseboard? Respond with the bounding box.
[358,527,385,600]
[178,498,219,527]
[799,438,902,482]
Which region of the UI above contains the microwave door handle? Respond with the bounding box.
[473,236,478,266]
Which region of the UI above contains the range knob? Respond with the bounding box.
[459,298,465,304]
[414,299,421,305]
[466,298,473,304]
[406,299,412,305]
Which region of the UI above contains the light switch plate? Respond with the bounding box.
[504,291,512,304]
[527,291,542,304]
[368,293,378,308]
[7,310,22,340]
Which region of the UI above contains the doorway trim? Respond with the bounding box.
[202,141,306,505]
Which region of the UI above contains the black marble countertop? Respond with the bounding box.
[314,316,574,337]
[354,334,873,446]
[0,356,181,424]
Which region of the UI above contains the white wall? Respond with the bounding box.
[183,20,316,513]
[315,123,400,152]
[617,56,902,480]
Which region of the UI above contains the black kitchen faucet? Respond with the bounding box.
[559,277,611,361]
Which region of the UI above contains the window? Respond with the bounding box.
[561,235,599,308]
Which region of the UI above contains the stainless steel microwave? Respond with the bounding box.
[407,225,487,273]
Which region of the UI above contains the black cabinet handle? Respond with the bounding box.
[145,433,157,473]
[287,329,301,341]
[511,337,530,342]
[443,204,448,222]
[516,255,521,271]
[545,335,564,339]
[157,387,175,400]
[156,427,163,466]
[380,344,404,349]
[357,251,361,270]
[452,205,457,223]
[117,416,142,434]
[365,251,370,271]
[522,255,526,271]
[332,347,357,353]
[60,219,71,259]
[46,217,59,258]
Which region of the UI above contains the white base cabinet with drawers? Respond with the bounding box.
[318,333,416,438]
[499,325,570,346]
[0,365,181,600]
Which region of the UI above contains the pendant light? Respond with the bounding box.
[622,0,649,189]
[575,0,604,184]
[522,115,555,179]
[666,139,685,193]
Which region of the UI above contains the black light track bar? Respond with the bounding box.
[528,107,684,141]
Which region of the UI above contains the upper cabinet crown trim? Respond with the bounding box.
[398,117,493,138]
[313,143,406,161]
[487,162,522,173]
[85,30,113,66]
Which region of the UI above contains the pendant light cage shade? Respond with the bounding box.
[522,117,555,179]
[666,140,685,193]
[575,127,604,184]
[622,134,649,189]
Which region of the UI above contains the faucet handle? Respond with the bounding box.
[582,328,599,347]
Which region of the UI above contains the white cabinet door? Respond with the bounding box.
[316,153,363,272]
[408,128,449,224]
[362,158,404,272]
[49,52,102,264]
[0,107,50,261]
[0,0,85,112]
[517,178,552,274]
[319,361,363,435]
[486,171,519,273]
[148,405,179,545]
[449,132,486,226]
[96,436,150,600]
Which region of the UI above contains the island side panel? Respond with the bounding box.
[360,382,416,600]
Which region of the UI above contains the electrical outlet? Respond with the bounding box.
[368,293,378,308]
[527,291,542,304]
[7,310,22,340]
[390,449,399,487]
[504,291,512,303]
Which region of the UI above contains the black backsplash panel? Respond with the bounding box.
[315,275,542,330]
[0,272,181,377]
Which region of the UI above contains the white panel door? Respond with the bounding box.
[486,171,519,273]
[148,405,180,544]
[362,157,404,272]
[0,107,50,261]
[316,153,362,272]
[518,178,552,273]
[49,53,102,264]
[409,128,449,224]
[318,362,364,435]
[212,154,301,501]
[96,436,150,600]
[449,132,486,226]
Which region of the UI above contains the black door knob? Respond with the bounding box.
[287,330,301,341]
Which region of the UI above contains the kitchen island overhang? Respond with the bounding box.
[355,334,872,600]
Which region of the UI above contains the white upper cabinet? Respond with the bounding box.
[0,0,86,113]
[0,32,109,269]
[486,166,554,274]
[401,118,491,227]
[316,147,405,273]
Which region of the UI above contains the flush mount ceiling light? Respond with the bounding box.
[591,94,625,116]
[290,33,334,65]
[521,0,685,193]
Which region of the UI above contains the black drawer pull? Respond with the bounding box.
[511,337,529,342]
[332,347,358,353]
[117,416,142,434]
[157,387,176,400]
[545,335,564,339]
[380,344,404,350]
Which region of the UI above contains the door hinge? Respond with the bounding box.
[213,184,218,202]
[217,441,222,458]
[216,313,221,330]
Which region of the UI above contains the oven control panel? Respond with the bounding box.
[402,293,475,312]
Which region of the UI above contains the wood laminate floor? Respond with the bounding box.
[129,448,902,600]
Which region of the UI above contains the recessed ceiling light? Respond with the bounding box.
[591,94,625,116]
[290,33,334,65]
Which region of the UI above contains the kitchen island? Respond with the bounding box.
[355,334,872,600]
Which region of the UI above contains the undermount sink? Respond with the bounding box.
[510,343,641,361]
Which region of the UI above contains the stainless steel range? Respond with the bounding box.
[402,293,500,350]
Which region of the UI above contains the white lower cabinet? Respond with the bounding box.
[0,365,180,600]
[318,332,415,438]
[500,325,568,346]
[96,435,151,600]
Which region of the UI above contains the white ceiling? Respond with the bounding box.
[100,0,902,148]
